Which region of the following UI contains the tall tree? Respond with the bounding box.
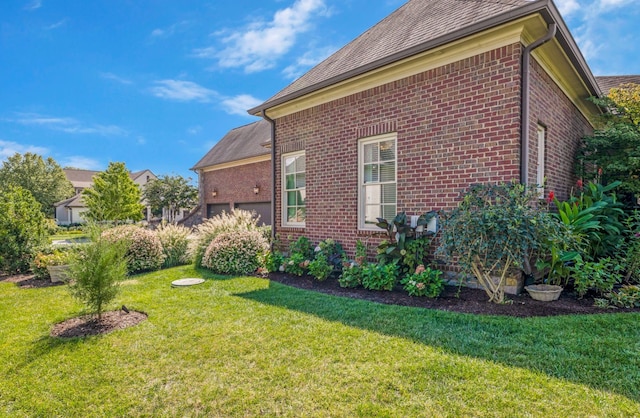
[577,83,640,204]
[0,153,74,217]
[82,162,144,223]
[143,175,198,223]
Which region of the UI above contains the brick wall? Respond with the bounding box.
[528,57,592,201]
[273,43,590,257]
[200,160,271,215]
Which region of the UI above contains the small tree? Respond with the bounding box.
[0,186,48,274]
[437,183,559,303]
[82,162,145,223]
[143,174,198,223]
[68,226,129,319]
[0,152,74,217]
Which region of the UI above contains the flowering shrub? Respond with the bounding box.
[308,253,332,281]
[192,210,262,267]
[361,262,398,291]
[283,252,309,276]
[156,223,192,268]
[338,262,363,288]
[202,230,269,275]
[102,225,165,274]
[400,264,444,298]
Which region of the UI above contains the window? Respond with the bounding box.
[536,124,546,195]
[282,151,306,227]
[359,133,397,229]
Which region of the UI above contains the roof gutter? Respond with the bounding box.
[261,109,277,247]
[520,22,556,184]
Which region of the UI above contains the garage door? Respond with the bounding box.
[207,203,231,219]
[235,202,271,226]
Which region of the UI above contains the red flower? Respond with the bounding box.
[576,179,583,189]
[598,167,603,176]
[547,191,555,204]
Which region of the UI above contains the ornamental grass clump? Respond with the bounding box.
[156,222,192,268]
[192,210,262,268]
[201,230,269,275]
[437,182,560,304]
[102,225,165,274]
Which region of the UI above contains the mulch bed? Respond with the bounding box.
[267,272,640,317]
[50,310,148,338]
[0,273,64,289]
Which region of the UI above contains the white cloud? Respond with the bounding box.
[282,46,336,79]
[44,18,68,30]
[555,0,581,16]
[149,80,218,102]
[599,0,634,6]
[199,0,328,73]
[100,72,133,85]
[11,113,128,137]
[221,94,263,116]
[150,21,190,39]
[187,126,202,135]
[59,156,102,170]
[0,139,48,159]
[24,0,41,11]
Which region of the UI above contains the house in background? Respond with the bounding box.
[250,0,602,255]
[191,120,272,225]
[54,168,157,224]
[595,75,640,94]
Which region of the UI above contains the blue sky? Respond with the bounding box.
[1,0,639,181]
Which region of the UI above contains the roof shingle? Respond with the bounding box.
[596,75,640,93]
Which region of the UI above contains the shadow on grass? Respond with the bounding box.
[235,280,640,402]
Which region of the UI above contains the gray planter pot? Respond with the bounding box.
[524,284,563,301]
[46,265,70,283]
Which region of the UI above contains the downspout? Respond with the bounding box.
[261,110,277,247]
[520,22,556,184]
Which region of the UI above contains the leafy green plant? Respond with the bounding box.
[156,222,191,268]
[338,262,363,288]
[201,230,269,275]
[259,250,284,273]
[102,225,165,274]
[68,228,129,319]
[603,285,640,308]
[289,236,314,260]
[31,248,79,279]
[375,211,437,275]
[400,264,445,297]
[571,258,622,298]
[438,182,560,303]
[361,262,398,291]
[308,253,332,281]
[283,252,309,276]
[535,245,582,287]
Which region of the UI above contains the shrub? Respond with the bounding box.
[68,228,128,318]
[202,230,269,275]
[361,262,398,291]
[283,252,309,276]
[0,186,48,274]
[571,258,622,298]
[156,223,191,268]
[31,247,78,279]
[604,285,640,308]
[102,225,165,274]
[308,253,332,281]
[338,262,363,288]
[192,210,261,267]
[400,264,445,297]
[289,236,314,259]
[259,250,284,273]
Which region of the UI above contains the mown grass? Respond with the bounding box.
[1,265,639,417]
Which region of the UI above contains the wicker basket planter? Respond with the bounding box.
[524,284,563,301]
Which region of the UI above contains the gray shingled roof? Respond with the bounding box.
[251,0,540,113]
[191,120,271,170]
[596,75,640,93]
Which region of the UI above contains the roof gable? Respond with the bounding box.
[596,75,640,93]
[191,120,271,170]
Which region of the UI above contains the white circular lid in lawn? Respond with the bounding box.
[171,278,205,287]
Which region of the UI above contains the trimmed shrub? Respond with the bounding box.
[102,225,165,274]
[192,210,262,268]
[202,230,269,275]
[400,265,445,298]
[156,223,192,267]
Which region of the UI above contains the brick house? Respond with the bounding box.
[192,120,272,225]
[249,0,603,254]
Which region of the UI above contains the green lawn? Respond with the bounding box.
[49,232,89,243]
[1,265,639,417]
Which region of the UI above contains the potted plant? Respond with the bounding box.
[42,250,77,283]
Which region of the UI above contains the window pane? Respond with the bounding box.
[295,172,306,189]
[364,143,379,163]
[287,207,297,222]
[379,140,395,161]
[286,174,296,190]
[299,189,306,204]
[365,204,381,225]
[382,183,396,204]
[296,191,305,205]
[365,184,381,204]
[297,207,306,222]
[287,191,297,206]
[382,204,396,221]
[364,164,379,183]
[380,162,395,182]
[285,157,296,174]
[296,155,306,173]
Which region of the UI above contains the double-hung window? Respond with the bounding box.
[282,151,306,227]
[359,133,397,229]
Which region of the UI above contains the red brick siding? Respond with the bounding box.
[200,160,271,216]
[527,58,592,201]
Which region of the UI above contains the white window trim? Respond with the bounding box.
[358,132,398,231]
[536,124,546,196]
[281,150,306,228]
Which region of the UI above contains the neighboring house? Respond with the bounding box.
[191,120,272,225]
[249,0,602,254]
[596,75,640,94]
[54,168,157,224]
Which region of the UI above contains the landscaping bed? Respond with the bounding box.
[267,272,640,317]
